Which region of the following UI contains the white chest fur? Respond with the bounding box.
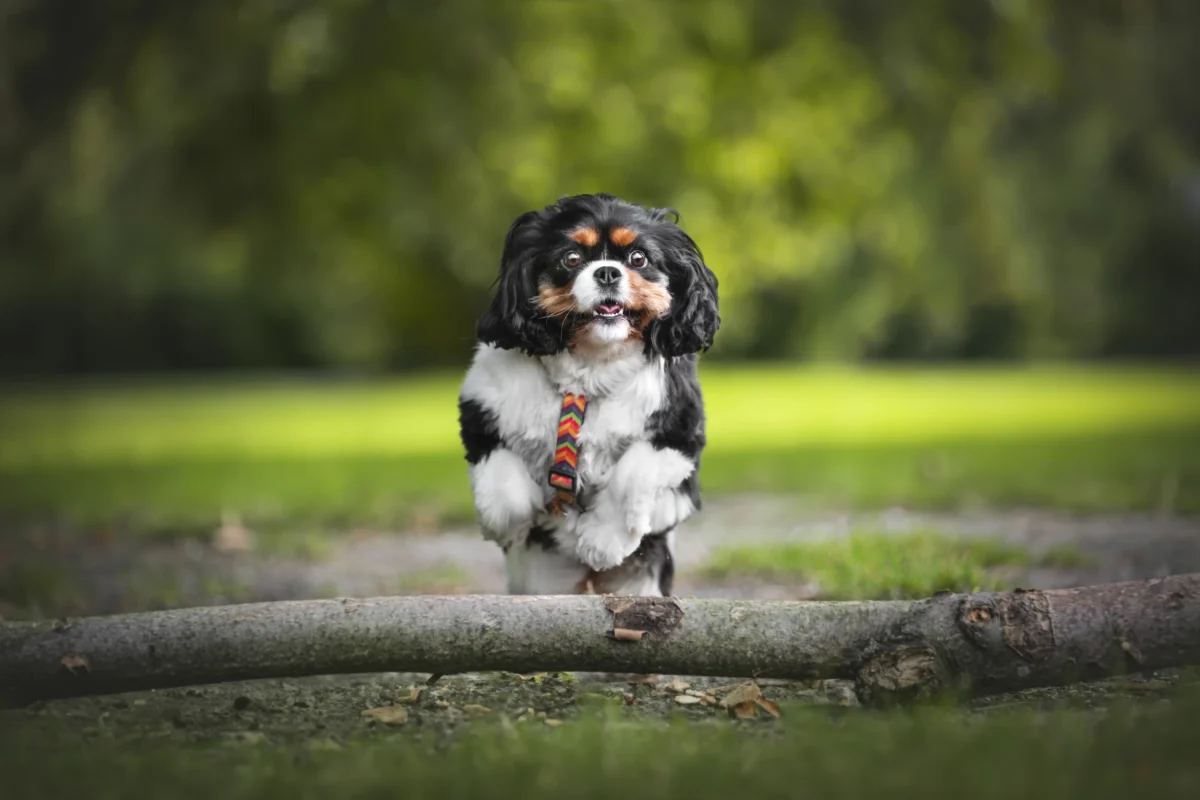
[460,342,667,502]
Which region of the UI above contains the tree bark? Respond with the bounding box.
[1,574,1197,708]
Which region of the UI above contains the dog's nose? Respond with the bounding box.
[594,265,622,286]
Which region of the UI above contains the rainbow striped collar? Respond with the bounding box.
[547,393,586,513]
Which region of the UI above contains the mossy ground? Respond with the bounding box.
[5,670,1199,798]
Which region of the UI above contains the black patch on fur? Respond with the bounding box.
[621,532,675,597]
[476,209,566,355]
[652,534,676,596]
[457,397,501,465]
[646,354,706,510]
[526,523,557,552]
[640,225,720,359]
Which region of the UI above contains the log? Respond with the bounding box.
[1,574,1198,708]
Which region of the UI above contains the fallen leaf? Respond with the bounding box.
[543,719,564,727]
[663,679,692,694]
[434,700,450,709]
[719,682,764,709]
[700,694,719,706]
[684,689,706,697]
[731,701,759,720]
[397,686,424,704]
[212,512,254,553]
[462,704,491,715]
[516,672,547,682]
[754,697,782,718]
[60,654,89,674]
[673,694,702,705]
[627,674,660,686]
[611,627,645,642]
[361,705,409,726]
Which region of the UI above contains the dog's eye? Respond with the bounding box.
[629,251,647,268]
[563,252,582,268]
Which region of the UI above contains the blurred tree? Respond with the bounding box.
[0,0,1197,375]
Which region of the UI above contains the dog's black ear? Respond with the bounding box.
[644,218,720,358]
[477,210,562,355]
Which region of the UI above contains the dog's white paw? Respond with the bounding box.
[611,442,696,537]
[574,511,639,572]
[470,449,544,546]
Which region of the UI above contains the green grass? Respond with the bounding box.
[5,698,1200,799]
[0,364,1197,535]
[701,531,1091,599]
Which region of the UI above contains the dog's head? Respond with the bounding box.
[477,193,720,357]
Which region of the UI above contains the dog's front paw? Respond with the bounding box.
[574,511,639,572]
[471,450,543,543]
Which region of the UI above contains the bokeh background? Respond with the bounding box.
[1,0,1199,617]
[4,0,1200,375]
[5,4,1200,788]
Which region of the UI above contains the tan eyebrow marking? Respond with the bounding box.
[610,226,638,247]
[569,227,600,247]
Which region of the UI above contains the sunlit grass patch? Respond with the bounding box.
[1,365,1195,465]
[700,531,1092,599]
[700,363,1200,450]
[0,365,1196,534]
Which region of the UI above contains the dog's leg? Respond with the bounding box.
[469,448,544,548]
[505,536,592,595]
[572,441,695,571]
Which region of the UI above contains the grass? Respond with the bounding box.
[701,531,1092,599]
[5,697,1200,799]
[1,365,1197,796]
[0,364,1196,536]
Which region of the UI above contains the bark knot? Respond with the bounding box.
[854,646,942,707]
[957,589,1054,661]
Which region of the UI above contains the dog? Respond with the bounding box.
[457,193,719,596]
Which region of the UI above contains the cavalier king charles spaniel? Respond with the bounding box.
[458,193,719,596]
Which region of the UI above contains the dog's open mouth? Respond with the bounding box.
[592,302,628,321]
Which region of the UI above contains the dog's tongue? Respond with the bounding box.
[599,303,622,315]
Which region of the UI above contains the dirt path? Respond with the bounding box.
[4,496,1198,743]
[3,495,1198,618]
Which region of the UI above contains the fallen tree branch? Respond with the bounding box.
[1,574,1198,707]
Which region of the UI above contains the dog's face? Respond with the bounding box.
[477,194,720,357]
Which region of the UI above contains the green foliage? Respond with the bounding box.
[2,1,1199,374]
[0,366,1195,535]
[700,531,1089,599]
